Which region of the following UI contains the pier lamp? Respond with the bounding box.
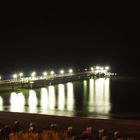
[90,67,94,71]
[31,72,36,77]
[96,66,100,70]
[100,67,104,70]
[99,67,104,73]
[43,72,47,76]
[50,71,54,75]
[19,72,23,78]
[69,69,73,74]
[60,70,64,74]
[105,66,109,70]
[13,74,18,79]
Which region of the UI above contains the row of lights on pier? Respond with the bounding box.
[0,66,110,80]
[12,69,73,79]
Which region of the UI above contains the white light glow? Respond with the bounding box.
[83,80,88,105]
[31,72,36,77]
[60,70,64,74]
[58,84,65,110]
[17,92,25,109]
[40,88,48,109]
[28,90,38,108]
[50,71,54,75]
[69,69,73,73]
[0,96,3,110]
[10,92,18,111]
[104,78,110,106]
[19,72,23,77]
[13,74,18,79]
[105,66,109,70]
[0,96,3,106]
[91,67,94,71]
[67,82,74,111]
[89,79,94,107]
[96,66,100,70]
[92,78,110,113]
[100,67,104,70]
[43,72,47,76]
[48,86,56,109]
[95,78,104,106]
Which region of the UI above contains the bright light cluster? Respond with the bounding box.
[0,66,111,80]
[90,66,110,74]
[91,66,110,71]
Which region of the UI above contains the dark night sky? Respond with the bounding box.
[0,2,139,77]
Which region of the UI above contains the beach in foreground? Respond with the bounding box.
[0,111,140,139]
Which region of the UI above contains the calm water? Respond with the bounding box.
[0,77,140,119]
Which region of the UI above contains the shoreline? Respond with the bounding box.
[0,111,140,138]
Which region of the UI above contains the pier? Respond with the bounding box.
[0,66,115,89]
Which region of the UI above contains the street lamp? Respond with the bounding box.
[0,76,1,80]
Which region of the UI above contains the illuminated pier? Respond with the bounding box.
[0,66,116,89]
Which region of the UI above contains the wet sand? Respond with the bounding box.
[0,111,140,138]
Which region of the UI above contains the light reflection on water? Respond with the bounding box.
[0,78,110,118]
[10,92,25,112]
[40,88,48,109]
[0,96,3,106]
[48,86,56,110]
[67,82,74,111]
[58,84,65,110]
[0,96,3,110]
